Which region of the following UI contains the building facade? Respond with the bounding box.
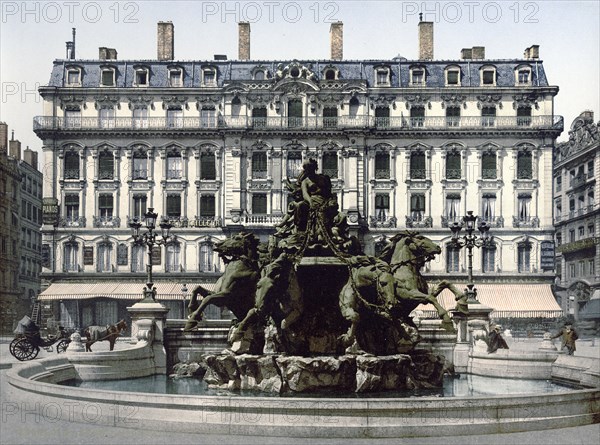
[35,21,563,329]
[553,111,600,322]
[18,148,43,319]
[0,125,23,333]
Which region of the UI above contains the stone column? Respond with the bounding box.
[451,300,493,373]
[127,301,170,374]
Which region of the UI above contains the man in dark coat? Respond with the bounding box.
[487,325,509,353]
[552,323,578,355]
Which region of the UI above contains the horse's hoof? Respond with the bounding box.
[183,320,198,331]
[441,320,456,333]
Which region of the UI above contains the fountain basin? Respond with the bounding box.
[6,356,599,438]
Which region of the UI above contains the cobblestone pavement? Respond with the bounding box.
[1,337,598,444]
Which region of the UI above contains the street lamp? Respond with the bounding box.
[449,210,492,305]
[130,208,173,303]
[181,283,188,319]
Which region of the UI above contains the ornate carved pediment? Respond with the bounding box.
[274,79,318,95]
[195,95,220,110]
[320,140,341,151]
[441,94,467,109]
[161,96,189,110]
[404,94,431,109]
[59,95,87,110]
[246,93,271,106]
[512,93,540,110]
[94,95,120,110]
[476,94,503,109]
[251,140,270,151]
[128,95,155,110]
[275,61,316,81]
[370,94,397,109]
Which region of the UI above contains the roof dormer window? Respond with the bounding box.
[169,68,183,87]
[375,66,390,87]
[134,68,149,87]
[254,70,265,80]
[323,67,339,81]
[410,67,426,86]
[100,67,115,87]
[481,66,496,86]
[202,68,217,87]
[445,66,461,86]
[516,65,532,86]
[66,67,81,86]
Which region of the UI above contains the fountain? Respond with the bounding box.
[5,161,599,438]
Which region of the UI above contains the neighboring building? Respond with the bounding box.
[0,126,23,333]
[35,21,563,329]
[553,111,600,323]
[18,147,44,319]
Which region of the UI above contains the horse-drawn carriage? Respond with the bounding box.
[9,316,72,361]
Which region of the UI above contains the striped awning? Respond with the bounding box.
[416,284,563,318]
[38,282,218,301]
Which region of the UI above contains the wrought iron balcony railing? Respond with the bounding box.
[243,214,284,225]
[34,115,564,132]
[369,215,397,228]
[59,216,86,228]
[93,215,120,228]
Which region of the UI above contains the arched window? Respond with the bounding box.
[231,97,242,118]
[166,148,182,179]
[324,69,336,80]
[200,152,216,180]
[375,152,390,179]
[517,150,532,179]
[132,149,148,180]
[349,97,359,118]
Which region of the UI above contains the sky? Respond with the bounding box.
[1,0,599,155]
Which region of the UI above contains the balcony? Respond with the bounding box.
[406,215,432,228]
[59,216,86,228]
[243,214,284,225]
[479,216,504,228]
[512,216,539,228]
[441,215,463,228]
[562,203,599,221]
[93,216,120,228]
[34,115,564,133]
[369,215,397,228]
[570,173,594,190]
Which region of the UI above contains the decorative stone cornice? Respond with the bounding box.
[94,95,121,110]
[476,94,503,109]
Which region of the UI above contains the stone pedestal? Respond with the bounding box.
[127,301,170,375]
[66,332,85,352]
[451,301,493,373]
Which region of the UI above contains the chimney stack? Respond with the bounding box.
[0,122,7,152]
[330,21,343,60]
[238,22,251,60]
[9,131,21,160]
[471,46,485,59]
[99,47,118,60]
[157,21,174,61]
[418,18,433,60]
[524,45,539,59]
[24,147,38,170]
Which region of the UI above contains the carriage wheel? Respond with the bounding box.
[9,337,21,357]
[12,340,37,361]
[56,339,69,354]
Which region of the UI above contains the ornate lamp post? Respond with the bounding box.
[130,208,173,303]
[181,283,188,319]
[449,210,492,305]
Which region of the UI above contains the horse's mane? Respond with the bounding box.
[377,231,420,263]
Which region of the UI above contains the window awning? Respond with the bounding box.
[416,284,563,318]
[38,282,218,301]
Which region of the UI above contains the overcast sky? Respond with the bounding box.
[1,0,599,154]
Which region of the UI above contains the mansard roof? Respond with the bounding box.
[47,58,552,89]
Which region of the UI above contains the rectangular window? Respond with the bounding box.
[97,244,112,272]
[445,195,461,222]
[286,152,303,179]
[517,152,532,179]
[569,263,576,278]
[517,107,532,126]
[203,70,216,86]
[64,243,79,272]
[589,260,595,276]
[447,70,459,85]
[588,160,595,178]
[481,195,496,222]
[169,70,182,87]
[167,154,182,179]
[98,153,114,179]
[133,108,148,129]
[482,152,497,179]
[200,153,216,180]
[167,108,183,128]
[200,195,216,217]
[252,107,267,127]
[322,152,338,179]
[323,107,338,128]
[252,152,267,179]
[482,70,495,85]
[64,153,80,179]
[518,195,531,221]
[375,194,390,219]
[569,229,575,243]
[481,107,496,127]
[132,195,147,218]
[199,244,213,272]
[446,246,460,273]
[132,156,148,179]
[166,195,181,217]
[64,109,81,128]
[589,224,595,236]
[445,152,461,179]
[101,70,115,86]
[65,194,79,220]
[578,226,585,239]
[556,175,562,192]
[446,106,460,127]
[166,244,181,272]
[376,69,388,86]
[99,194,114,219]
[375,107,390,128]
[410,107,425,127]
[200,107,217,128]
[131,244,145,273]
[67,69,80,85]
[288,99,303,128]
[412,69,424,85]
[375,153,390,179]
[135,70,148,86]
[410,194,425,221]
[482,247,496,273]
[252,194,267,214]
[579,261,585,277]
[518,70,530,84]
[518,244,531,273]
[410,153,426,179]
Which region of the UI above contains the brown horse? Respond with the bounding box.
[83,320,127,352]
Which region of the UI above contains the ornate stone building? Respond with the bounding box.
[553,111,600,323]
[35,21,563,328]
